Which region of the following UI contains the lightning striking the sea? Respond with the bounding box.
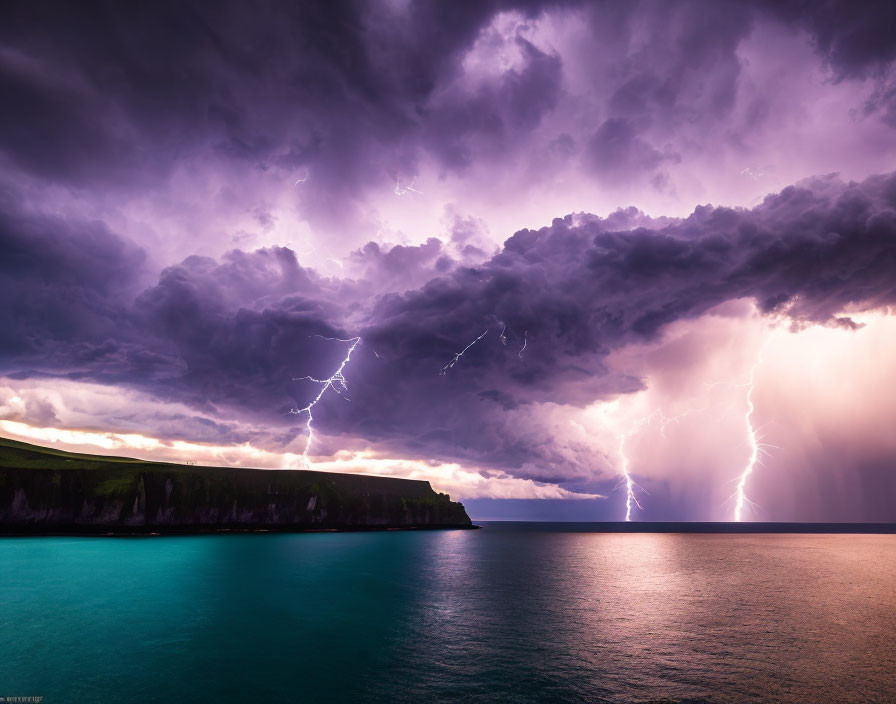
[290,336,361,468]
[611,405,705,521]
[439,329,489,375]
[617,432,643,521]
[733,336,773,521]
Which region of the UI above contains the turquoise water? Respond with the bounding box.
[1,525,895,703]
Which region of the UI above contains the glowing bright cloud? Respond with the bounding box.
[0,419,600,502]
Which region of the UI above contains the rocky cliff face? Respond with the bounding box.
[0,438,473,533]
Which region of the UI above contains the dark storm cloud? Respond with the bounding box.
[0,187,144,360]
[760,0,896,125]
[762,0,896,78]
[422,35,563,170]
[2,0,896,225]
[586,118,679,183]
[547,0,753,190]
[336,171,896,471]
[0,0,565,196]
[3,171,896,478]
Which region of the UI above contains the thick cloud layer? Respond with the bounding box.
[2,0,896,265]
[2,172,895,485]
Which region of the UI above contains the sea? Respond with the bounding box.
[1,523,894,703]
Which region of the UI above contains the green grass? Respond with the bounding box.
[0,436,472,528]
[94,476,138,497]
[0,435,437,497]
[0,436,161,470]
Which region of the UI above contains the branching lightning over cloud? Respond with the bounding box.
[439,329,489,375]
[733,335,776,521]
[655,407,704,439]
[740,167,766,179]
[394,177,422,196]
[290,336,361,468]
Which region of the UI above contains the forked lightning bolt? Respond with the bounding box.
[614,413,652,522]
[290,336,361,468]
[439,329,489,375]
[655,407,703,438]
[733,336,775,521]
[615,406,703,520]
[394,177,422,196]
[617,433,643,521]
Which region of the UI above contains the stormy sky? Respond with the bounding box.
[2,0,896,521]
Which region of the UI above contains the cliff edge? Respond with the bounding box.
[0,437,474,534]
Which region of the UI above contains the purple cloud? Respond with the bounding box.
[2,171,896,487]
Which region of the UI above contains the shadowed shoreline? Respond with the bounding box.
[0,437,474,534]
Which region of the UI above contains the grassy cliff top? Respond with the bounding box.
[0,435,438,498]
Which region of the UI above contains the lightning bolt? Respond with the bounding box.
[655,407,703,438]
[617,432,643,521]
[499,323,508,345]
[518,330,527,358]
[613,405,704,520]
[733,336,775,522]
[290,336,361,468]
[294,170,309,185]
[739,167,765,179]
[439,329,489,375]
[394,177,422,196]
[614,412,653,521]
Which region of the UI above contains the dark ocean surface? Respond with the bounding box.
[1,523,894,703]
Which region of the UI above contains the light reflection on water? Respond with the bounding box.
[393,528,896,703]
[1,527,894,703]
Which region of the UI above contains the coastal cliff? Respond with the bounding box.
[0,437,474,533]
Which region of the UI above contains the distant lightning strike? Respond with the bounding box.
[614,412,653,521]
[732,337,773,522]
[519,330,527,358]
[617,433,643,521]
[439,329,489,375]
[614,405,703,520]
[290,336,361,468]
